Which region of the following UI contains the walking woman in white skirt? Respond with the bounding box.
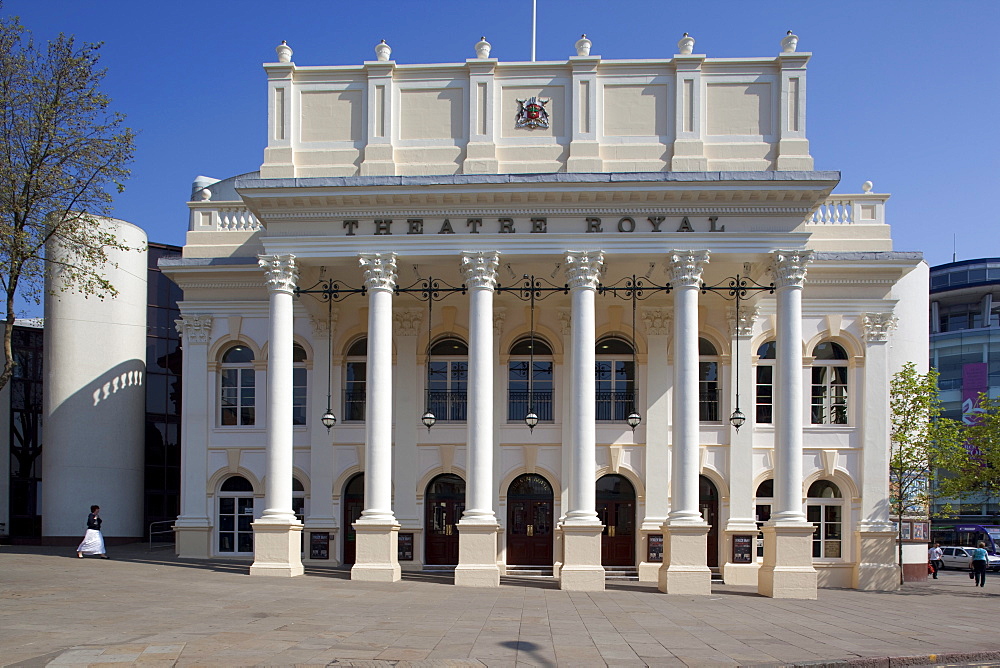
[77,505,109,558]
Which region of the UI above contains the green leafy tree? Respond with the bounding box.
[0,8,136,392]
[942,393,1000,514]
[889,362,963,583]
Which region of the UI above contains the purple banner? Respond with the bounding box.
[962,363,988,457]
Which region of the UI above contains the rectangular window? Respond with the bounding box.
[811,366,848,425]
[344,361,366,422]
[808,504,842,558]
[595,360,635,421]
[508,361,554,422]
[756,365,773,424]
[699,361,719,421]
[292,367,307,426]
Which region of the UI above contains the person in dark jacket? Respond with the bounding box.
[76,505,109,559]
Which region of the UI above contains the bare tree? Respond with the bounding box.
[0,8,136,392]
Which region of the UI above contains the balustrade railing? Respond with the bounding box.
[595,390,636,422]
[188,201,262,232]
[508,390,554,423]
[807,193,888,226]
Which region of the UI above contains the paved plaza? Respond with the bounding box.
[2,544,1000,667]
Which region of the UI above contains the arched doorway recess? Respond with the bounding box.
[425,473,465,565]
[700,475,720,567]
[597,474,636,566]
[506,473,554,565]
[342,474,364,564]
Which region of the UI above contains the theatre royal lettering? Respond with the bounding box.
[342,216,726,236]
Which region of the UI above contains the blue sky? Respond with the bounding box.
[4,0,999,296]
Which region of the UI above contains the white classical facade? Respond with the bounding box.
[162,34,928,597]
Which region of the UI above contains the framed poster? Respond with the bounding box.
[647,534,663,562]
[309,531,330,560]
[398,532,414,561]
[732,535,754,564]
[901,522,912,540]
[912,522,927,541]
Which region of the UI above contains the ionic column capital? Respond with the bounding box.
[862,311,897,343]
[460,250,500,290]
[175,314,214,344]
[771,249,814,289]
[359,252,398,292]
[564,250,604,290]
[666,250,710,288]
[641,307,671,336]
[392,308,423,337]
[258,254,299,294]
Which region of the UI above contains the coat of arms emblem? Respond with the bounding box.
[515,96,550,130]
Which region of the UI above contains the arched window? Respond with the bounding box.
[699,337,720,422]
[292,344,307,426]
[292,477,305,523]
[428,337,468,422]
[755,341,776,424]
[344,338,366,422]
[595,336,635,422]
[754,479,774,558]
[807,479,843,559]
[218,475,254,553]
[508,337,554,423]
[811,341,848,425]
[220,344,255,426]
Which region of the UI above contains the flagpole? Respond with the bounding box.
[531,0,537,62]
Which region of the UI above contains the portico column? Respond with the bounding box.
[173,314,213,558]
[352,252,401,582]
[759,249,817,599]
[456,251,502,587]
[659,250,712,595]
[722,303,761,585]
[638,308,671,582]
[560,250,605,591]
[251,253,303,577]
[854,312,899,590]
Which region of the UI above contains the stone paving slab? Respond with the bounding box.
[2,544,1000,667]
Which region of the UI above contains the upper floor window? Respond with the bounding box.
[595,336,635,422]
[343,338,366,422]
[508,337,554,423]
[292,344,307,426]
[427,337,468,422]
[699,337,720,422]
[811,342,848,425]
[755,341,776,424]
[220,344,255,426]
[807,479,843,558]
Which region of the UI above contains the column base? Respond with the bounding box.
[658,522,712,595]
[173,520,211,559]
[350,521,401,582]
[559,523,605,591]
[249,520,304,577]
[853,529,899,591]
[757,524,817,599]
[455,522,500,588]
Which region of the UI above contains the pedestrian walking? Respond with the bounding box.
[928,542,943,579]
[76,505,109,559]
[970,541,988,587]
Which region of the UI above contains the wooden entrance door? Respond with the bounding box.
[425,474,465,565]
[506,474,554,565]
[342,473,364,565]
[597,474,636,566]
[699,475,719,567]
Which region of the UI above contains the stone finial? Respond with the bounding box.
[375,39,391,62]
[575,34,592,56]
[677,33,695,55]
[475,36,492,59]
[862,180,873,193]
[781,31,799,54]
[276,40,293,63]
[199,188,212,201]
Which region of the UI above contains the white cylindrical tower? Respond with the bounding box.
[42,217,148,541]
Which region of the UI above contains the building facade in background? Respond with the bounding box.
[930,258,1000,523]
[162,34,928,597]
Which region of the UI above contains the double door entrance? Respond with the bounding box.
[506,474,555,565]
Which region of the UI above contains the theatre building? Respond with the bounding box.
[162,33,928,598]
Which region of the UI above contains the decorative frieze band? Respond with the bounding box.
[258,253,299,294]
[460,250,500,290]
[772,249,814,289]
[175,314,214,343]
[862,312,897,343]
[666,249,710,288]
[359,252,398,291]
[641,307,671,336]
[564,250,604,290]
[392,308,423,337]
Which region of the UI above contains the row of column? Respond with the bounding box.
[248,248,819,598]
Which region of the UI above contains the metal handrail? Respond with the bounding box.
[149,519,175,551]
